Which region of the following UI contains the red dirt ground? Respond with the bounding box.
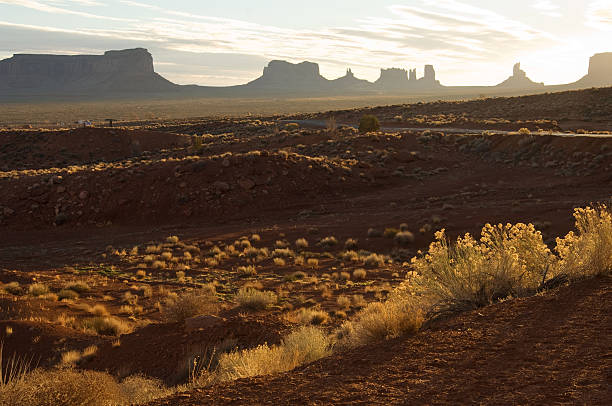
[150,275,612,406]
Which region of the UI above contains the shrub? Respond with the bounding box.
[367,228,382,238]
[273,258,286,266]
[0,367,171,406]
[28,283,49,297]
[352,269,367,280]
[410,223,554,314]
[364,253,385,268]
[359,115,380,133]
[82,317,131,336]
[336,295,424,349]
[555,205,612,278]
[64,281,90,293]
[317,236,338,249]
[237,265,257,276]
[1,282,22,295]
[57,289,79,301]
[214,326,330,382]
[294,308,329,325]
[383,228,399,238]
[162,289,218,323]
[344,238,358,250]
[295,238,309,250]
[341,250,360,262]
[235,288,277,310]
[307,258,319,268]
[394,231,415,245]
[518,127,531,135]
[272,248,294,258]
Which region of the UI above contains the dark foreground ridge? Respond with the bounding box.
[0,48,611,101]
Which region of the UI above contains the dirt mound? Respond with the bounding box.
[83,313,291,384]
[0,127,189,171]
[149,275,612,405]
[0,320,101,368]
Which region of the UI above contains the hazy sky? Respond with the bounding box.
[0,0,611,86]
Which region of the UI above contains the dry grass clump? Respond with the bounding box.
[293,308,330,325]
[64,281,90,293]
[555,205,612,279]
[337,295,351,309]
[364,253,386,268]
[162,289,218,323]
[235,288,277,310]
[394,231,415,245]
[272,248,295,258]
[344,238,358,250]
[307,258,319,268]
[317,236,338,249]
[352,269,367,280]
[213,326,331,382]
[61,345,98,365]
[57,289,79,301]
[341,250,360,262]
[28,283,49,297]
[1,282,22,295]
[82,316,132,336]
[273,258,286,266]
[295,238,309,250]
[237,265,257,276]
[0,366,172,405]
[336,295,424,349]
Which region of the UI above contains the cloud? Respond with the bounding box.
[531,1,562,17]
[0,0,133,21]
[586,0,612,30]
[1,0,561,85]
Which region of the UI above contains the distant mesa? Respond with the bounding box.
[496,62,544,89]
[246,60,329,90]
[573,52,612,87]
[1,48,611,100]
[0,48,176,95]
[375,65,441,90]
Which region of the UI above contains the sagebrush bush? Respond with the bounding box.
[359,115,380,133]
[394,231,415,245]
[410,223,554,313]
[556,205,612,278]
[162,289,218,323]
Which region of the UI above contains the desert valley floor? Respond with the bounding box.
[1,87,611,405]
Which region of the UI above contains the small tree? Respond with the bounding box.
[359,115,380,133]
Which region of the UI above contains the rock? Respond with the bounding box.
[213,181,230,192]
[238,179,255,190]
[55,212,69,225]
[0,48,176,95]
[184,315,225,332]
[222,158,230,167]
[79,191,89,200]
[3,207,14,216]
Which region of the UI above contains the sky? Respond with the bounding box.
[0,0,611,86]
